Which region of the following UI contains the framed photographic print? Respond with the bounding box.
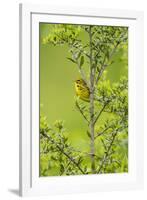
[19,4,144,196]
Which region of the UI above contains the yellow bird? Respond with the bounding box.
[74,79,90,102]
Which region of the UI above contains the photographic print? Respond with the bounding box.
[39,23,128,176]
[19,5,144,195]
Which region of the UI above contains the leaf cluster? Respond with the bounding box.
[40,116,87,176]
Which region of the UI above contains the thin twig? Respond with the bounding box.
[54,32,89,86]
[40,131,85,174]
[94,125,112,139]
[95,32,127,85]
[60,161,71,175]
[76,60,90,87]
[72,43,90,58]
[75,100,89,124]
[93,102,109,125]
[97,131,117,173]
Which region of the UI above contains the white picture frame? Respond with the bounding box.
[19,3,144,197]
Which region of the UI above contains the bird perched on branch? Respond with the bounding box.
[75,79,90,102]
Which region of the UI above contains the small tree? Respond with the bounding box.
[40,24,128,175]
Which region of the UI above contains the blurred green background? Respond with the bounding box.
[39,23,128,174]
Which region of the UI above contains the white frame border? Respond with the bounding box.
[19,4,144,197]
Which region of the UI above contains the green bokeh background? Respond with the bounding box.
[40,23,128,159]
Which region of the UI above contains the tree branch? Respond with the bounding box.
[89,25,96,173]
[40,131,85,174]
[97,131,117,173]
[93,102,109,125]
[60,161,71,175]
[97,122,127,173]
[76,60,90,87]
[72,43,90,58]
[94,125,112,139]
[95,32,127,85]
[75,100,89,124]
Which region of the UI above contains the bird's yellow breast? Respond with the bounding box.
[75,79,90,102]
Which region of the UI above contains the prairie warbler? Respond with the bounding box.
[75,79,90,102]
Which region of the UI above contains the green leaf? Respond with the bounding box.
[105,51,109,59]
[86,131,91,138]
[76,51,81,59]
[80,56,84,67]
[67,57,76,64]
